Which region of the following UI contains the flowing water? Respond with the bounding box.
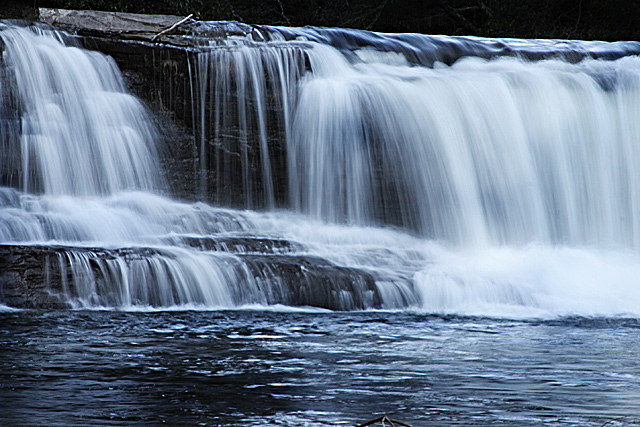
[1,20,640,425]
[2,310,640,426]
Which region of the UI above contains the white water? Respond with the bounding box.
[291,45,640,247]
[2,22,640,317]
[415,244,640,318]
[0,25,160,196]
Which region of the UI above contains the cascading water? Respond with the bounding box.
[0,22,414,311]
[3,19,640,317]
[192,39,306,207]
[291,46,640,248]
[0,24,160,196]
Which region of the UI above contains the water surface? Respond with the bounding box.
[2,309,639,426]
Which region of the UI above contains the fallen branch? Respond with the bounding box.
[152,14,193,41]
[356,415,414,427]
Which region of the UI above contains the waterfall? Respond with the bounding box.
[191,37,306,208]
[0,23,160,196]
[191,25,640,249]
[3,20,640,316]
[291,45,640,248]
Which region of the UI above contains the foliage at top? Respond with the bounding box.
[33,0,640,41]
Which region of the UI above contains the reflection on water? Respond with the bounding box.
[1,310,639,426]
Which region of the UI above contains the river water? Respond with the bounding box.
[2,309,640,426]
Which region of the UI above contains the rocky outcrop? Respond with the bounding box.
[0,245,164,309]
[0,245,68,308]
[39,8,196,42]
[38,8,253,44]
[166,235,305,254]
[0,243,382,310]
[238,254,381,310]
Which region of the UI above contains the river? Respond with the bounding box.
[2,309,640,426]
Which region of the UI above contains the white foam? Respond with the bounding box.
[415,244,640,318]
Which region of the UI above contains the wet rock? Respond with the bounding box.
[168,235,305,254]
[237,254,381,310]
[0,245,67,309]
[0,245,162,309]
[0,244,382,310]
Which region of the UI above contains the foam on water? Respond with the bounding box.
[246,211,640,318]
[0,304,20,312]
[415,244,640,318]
[0,189,254,245]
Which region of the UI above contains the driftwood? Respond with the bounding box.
[152,13,193,41]
[356,415,414,427]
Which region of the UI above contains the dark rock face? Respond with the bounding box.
[0,245,82,309]
[167,235,305,254]
[0,245,163,309]
[0,56,23,191]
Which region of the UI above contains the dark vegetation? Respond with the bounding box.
[2,0,639,41]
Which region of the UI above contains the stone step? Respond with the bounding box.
[0,244,381,310]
